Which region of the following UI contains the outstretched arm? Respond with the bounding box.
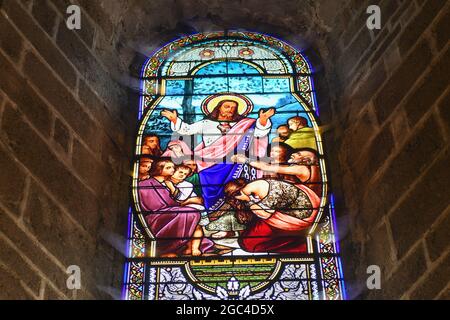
[161,109,204,135]
[250,162,309,177]
[258,108,275,127]
[232,155,310,181]
[161,109,178,124]
[254,108,275,137]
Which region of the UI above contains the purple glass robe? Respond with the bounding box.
[139,178,213,255]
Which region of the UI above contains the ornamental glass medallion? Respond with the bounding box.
[123,31,346,300]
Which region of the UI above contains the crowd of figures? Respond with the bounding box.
[137,98,324,257]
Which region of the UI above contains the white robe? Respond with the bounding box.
[175,180,205,212]
[171,117,271,147]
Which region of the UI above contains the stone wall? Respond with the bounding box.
[323,0,449,299]
[0,0,133,299]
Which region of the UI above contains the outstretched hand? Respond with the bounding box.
[231,154,248,164]
[160,109,178,124]
[258,108,276,127]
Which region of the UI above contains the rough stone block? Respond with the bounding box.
[338,29,372,81]
[72,138,108,196]
[437,90,449,133]
[339,108,379,169]
[0,206,71,298]
[409,251,450,299]
[0,264,35,299]
[0,52,52,137]
[365,222,396,277]
[361,114,445,230]
[374,244,427,299]
[390,146,449,258]
[425,208,450,261]
[53,117,71,154]
[354,125,395,188]
[56,18,124,121]
[49,0,96,48]
[78,79,127,154]
[76,0,114,39]
[0,233,42,295]
[369,25,401,66]
[31,0,57,36]
[0,13,24,62]
[23,50,100,153]
[22,181,96,269]
[0,140,27,215]
[2,0,77,89]
[352,60,387,106]
[1,103,99,234]
[398,0,446,55]
[340,9,366,49]
[403,46,449,126]
[432,6,449,51]
[389,107,410,147]
[373,39,432,124]
[43,282,66,300]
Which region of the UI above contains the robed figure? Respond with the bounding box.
[161,94,275,211]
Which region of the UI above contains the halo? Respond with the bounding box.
[201,93,253,117]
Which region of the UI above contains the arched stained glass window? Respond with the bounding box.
[123,31,346,300]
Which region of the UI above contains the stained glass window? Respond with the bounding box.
[123,31,346,300]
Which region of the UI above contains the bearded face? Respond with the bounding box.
[218,101,238,120]
[289,152,317,165]
[144,137,159,149]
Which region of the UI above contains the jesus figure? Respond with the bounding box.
[161,94,275,212]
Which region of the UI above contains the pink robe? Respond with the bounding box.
[193,118,268,172]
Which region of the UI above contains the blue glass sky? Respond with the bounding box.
[146,61,313,146]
